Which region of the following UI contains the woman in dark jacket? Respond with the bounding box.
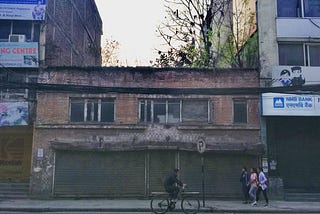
[240,166,250,203]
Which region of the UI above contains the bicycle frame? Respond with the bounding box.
[150,191,200,214]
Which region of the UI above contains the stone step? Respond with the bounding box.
[284,192,320,202]
[0,181,29,199]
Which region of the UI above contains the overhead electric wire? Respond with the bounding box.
[0,80,319,95]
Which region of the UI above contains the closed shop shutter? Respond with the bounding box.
[54,150,145,197]
[204,154,258,197]
[148,150,176,193]
[268,117,320,192]
[179,151,202,192]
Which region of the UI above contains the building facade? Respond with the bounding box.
[31,67,262,198]
[0,0,102,196]
[258,0,320,195]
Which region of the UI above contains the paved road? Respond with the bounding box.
[0,212,230,214]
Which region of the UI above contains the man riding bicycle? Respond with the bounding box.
[164,168,186,200]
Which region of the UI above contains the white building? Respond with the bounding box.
[258,0,320,197]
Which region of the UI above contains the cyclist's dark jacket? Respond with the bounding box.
[164,171,183,189]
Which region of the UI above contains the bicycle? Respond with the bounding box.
[150,188,200,214]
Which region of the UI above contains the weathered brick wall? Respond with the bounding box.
[36,67,260,127]
[116,94,139,124]
[31,67,261,196]
[39,67,259,88]
[36,93,70,124]
[44,0,102,66]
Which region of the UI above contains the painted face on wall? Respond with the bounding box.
[279,69,291,86]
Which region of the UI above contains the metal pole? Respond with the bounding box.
[201,156,205,207]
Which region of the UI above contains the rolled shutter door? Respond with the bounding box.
[54,150,145,197]
[148,150,176,193]
[204,154,258,197]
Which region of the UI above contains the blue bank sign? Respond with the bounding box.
[0,0,46,20]
[262,93,320,116]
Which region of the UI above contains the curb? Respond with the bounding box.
[1,207,320,213]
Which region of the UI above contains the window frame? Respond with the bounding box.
[233,99,248,124]
[69,98,115,123]
[278,43,320,67]
[139,99,212,124]
[277,0,320,18]
[0,20,41,42]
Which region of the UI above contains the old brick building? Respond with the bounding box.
[0,0,102,197]
[31,66,262,198]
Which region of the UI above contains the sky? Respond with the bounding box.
[95,0,166,66]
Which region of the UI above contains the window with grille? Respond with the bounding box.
[233,100,247,124]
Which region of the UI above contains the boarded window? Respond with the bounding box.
[182,100,208,122]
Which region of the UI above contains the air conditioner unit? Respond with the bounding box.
[8,34,26,42]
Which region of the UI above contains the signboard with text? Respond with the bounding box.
[0,42,39,67]
[261,93,320,116]
[0,0,46,20]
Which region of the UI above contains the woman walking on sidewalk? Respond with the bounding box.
[257,167,269,207]
[240,166,250,204]
[248,167,258,206]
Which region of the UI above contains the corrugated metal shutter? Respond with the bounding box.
[179,151,202,192]
[268,117,320,192]
[54,150,145,197]
[204,154,258,197]
[148,150,176,193]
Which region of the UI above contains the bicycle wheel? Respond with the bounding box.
[181,196,200,214]
[150,197,169,214]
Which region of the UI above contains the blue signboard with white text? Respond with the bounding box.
[0,0,46,20]
[261,93,320,116]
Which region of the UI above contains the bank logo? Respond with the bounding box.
[273,97,284,108]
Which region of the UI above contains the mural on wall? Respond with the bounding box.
[0,102,28,126]
[272,66,306,87]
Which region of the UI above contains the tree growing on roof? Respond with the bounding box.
[101,38,121,66]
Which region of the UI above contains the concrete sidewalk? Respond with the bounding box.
[0,198,320,213]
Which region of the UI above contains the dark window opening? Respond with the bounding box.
[234,101,247,124]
